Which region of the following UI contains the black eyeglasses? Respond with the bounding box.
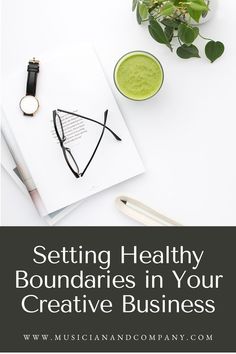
[53,109,122,178]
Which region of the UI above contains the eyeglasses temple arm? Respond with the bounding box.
[57,109,122,141]
[80,110,108,178]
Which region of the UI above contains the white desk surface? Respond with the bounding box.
[1,0,236,226]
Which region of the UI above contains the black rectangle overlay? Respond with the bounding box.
[0,227,235,352]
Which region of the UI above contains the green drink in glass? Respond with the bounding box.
[114,51,164,101]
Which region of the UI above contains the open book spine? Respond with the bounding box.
[1,108,53,219]
[1,108,36,192]
[1,133,28,195]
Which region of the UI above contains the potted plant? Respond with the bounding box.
[132,0,224,62]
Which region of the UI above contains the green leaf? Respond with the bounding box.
[191,0,209,7]
[132,0,138,11]
[177,44,200,59]
[139,3,149,20]
[159,2,176,16]
[136,4,142,24]
[173,0,181,4]
[187,0,209,22]
[149,17,172,50]
[193,27,199,40]
[189,1,208,11]
[205,41,225,63]
[188,8,202,22]
[148,26,172,50]
[178,23,196,45]
[165,26,174,41]
[143,0,152,5]
[161,18,180,29]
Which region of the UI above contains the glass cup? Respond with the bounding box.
[114,51,164,101]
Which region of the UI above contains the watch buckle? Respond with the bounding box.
[31,57,40,64]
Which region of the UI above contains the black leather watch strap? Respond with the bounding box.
[22,59,40,116]
[26,60,40,96]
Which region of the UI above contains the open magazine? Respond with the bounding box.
[1,44,145,224]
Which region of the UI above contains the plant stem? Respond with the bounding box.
[199,33,213,41]
[177,37,182,46]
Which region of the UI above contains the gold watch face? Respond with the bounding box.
[20,95,39,115]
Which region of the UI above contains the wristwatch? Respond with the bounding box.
[20,58,40,116]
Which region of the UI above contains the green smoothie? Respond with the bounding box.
[114,51,164,101]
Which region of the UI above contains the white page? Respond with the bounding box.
[3,44,145,214]
[1,130,82,225]
[1,108,82,225]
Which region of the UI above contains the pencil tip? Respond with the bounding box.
[121,199,127,205]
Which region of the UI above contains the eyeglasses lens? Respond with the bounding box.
[55,114,65,141]
[64,148,80,175]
